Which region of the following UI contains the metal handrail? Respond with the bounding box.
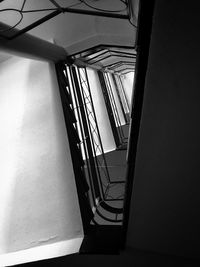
[64,64,126,224]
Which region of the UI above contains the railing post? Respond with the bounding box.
[71,66,102,200]
[55,62,93,232]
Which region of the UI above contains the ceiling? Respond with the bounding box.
[0,0,138,64]
[0,0,129,38]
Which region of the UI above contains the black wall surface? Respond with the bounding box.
[127,0,200,258]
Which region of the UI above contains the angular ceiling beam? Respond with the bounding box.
[0,22,67,62]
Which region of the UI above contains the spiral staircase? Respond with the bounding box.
[55,48,135,253]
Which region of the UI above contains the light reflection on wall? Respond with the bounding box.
[121,72,135,109]
[87,68,116,154]
[0,56,83,265]
[0,57,27,254]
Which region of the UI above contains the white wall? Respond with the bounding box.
[87,68,116,154]
[107,73,126,126]
[131,0,140,24]
[121,72,135,109]
[0,57,83,264]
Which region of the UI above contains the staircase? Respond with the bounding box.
[55,61,132,254]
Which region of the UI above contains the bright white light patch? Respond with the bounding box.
[0,237,83,266]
